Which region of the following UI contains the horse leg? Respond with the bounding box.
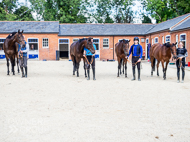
[120,59,122,75]
[11,57,15,75]
[76,62,79,77]
[123,60,124,74]
[17,57,20,73]
[164,61,169,80]
[157,60,160,76]
[161,60,165,80]
[6,57,10,75]
[125,60,127,78]
[71,56,75,75]
[83,58,87,77]
[150,57,154,76]
[117,58,121,77]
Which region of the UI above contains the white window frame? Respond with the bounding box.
[180,33,186,47]
[42,38,49,48]
[73,38,79,43]
[154,37,158,43]
[162,36,164,44]
[152,38,154,45]
[58,38,70,59]
[176,34,178,48]
[165,35,171,43]
[27,38,39,60]
[0,38,6,51]
[103,38,109,49]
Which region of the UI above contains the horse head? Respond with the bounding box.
[163,42,177,59]
[13,30,26,48]
[120,39,130,56]
[85,37,95,54]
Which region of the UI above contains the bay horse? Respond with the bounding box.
[149,42,177,80]
[115,39,130,77]
[70,37,95,77]
[3,30,25,75]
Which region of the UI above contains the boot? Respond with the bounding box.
[21,67,25,78]
[177,71,180,83]
[131,68,136,81]
[87,69,90,80]
[92,68,96,80]
[25,67,27,78]
[138,69,141,81]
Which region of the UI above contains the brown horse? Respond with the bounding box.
[70,37,95,77]
[115,39,130,77]
[3,30,25,75]
[149,42,177,80]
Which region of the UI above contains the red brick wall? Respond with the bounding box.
[60,36,146,61]
[0,33,59,60]
[171,29,190,63]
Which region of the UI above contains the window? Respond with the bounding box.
[180,34,186,48]
[0,39,5,50]
[73,38,79,42]
[103,38,109,49]
[162,36,164,44]
[154,37,158,43]
[93,39,99,50]
[28,38,38,50]
[59,39,69,44]
[146,39,149,44]
[176,35,178,48]
[152,39,154,45]
[141,38,145,43]
[42,38,49,48]
[165,35,171,43]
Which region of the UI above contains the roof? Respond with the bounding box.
[58,24,155,36]
[146,13,190,34]
[0,21,59,33]
[171,17,190,31]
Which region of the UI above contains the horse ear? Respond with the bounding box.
[18,29,20,33]
[128,40,130,42]
[22,30,24,33]
[175,42,177,45]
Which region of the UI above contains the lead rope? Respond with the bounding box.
[84,55,94,69]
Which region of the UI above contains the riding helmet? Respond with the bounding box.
[134,37,139,41]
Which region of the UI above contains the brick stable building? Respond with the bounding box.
[0,13,190,63]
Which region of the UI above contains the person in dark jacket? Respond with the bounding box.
[83,43,96,80]
[126,37,143,81]
[18,40,29,78]
[176,41,188,83]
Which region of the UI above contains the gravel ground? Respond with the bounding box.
[0,60,190,142]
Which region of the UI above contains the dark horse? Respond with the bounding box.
[115,39,130,77]
[3,30,25,75]
[149,42,177,80]
[70,37,95,77]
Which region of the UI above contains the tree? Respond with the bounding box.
[142,14,152,23]
[0,0,17,21]
[29,0,88,23]
[14,6,35,21]
[112,0,134,23]
[141,0,190,23]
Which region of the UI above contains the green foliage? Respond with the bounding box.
[142,14,152,23]
[141,0,190,23]
[14,6,35,21]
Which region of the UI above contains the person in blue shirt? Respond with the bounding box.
[126,37,143,81]
[83,42,96,80]
[18,40,29,78]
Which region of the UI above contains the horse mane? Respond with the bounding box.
[6,32,17,39]
[163,42,171,48]
[119,39,129,44]
[79,38,87,43]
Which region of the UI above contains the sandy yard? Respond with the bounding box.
[0,60,190,142]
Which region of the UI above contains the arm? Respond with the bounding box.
[21,43,29,53]
[184,52,188,58]
[83,48,86,57]
[140,45,143,59]
[92,44,96,56]
[127,46,132,58]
